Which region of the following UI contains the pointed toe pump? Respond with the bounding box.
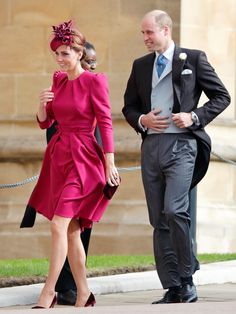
[32,295,57,309]
[84,292,96,307]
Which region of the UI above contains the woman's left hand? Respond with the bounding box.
[105,153,120,186]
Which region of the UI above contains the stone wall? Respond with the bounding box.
[0,0,236,258]
[180,0,236,253]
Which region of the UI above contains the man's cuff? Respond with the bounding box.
[191,111,200,126]
[138,114,147,132]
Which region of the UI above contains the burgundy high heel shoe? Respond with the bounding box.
[32,295,57,309]
[84,292,96,307]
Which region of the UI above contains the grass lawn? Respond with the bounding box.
[0,254,236,278]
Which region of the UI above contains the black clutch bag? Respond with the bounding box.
[103,182,119,199]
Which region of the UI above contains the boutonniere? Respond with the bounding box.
[179,52,187,61]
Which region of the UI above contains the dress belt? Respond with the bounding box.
[56,125,93,135]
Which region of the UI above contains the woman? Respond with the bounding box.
[53,41,101,306]
[81,42,97,71]
[29,20,120,309]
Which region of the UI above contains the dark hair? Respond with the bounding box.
[84,42,95,51]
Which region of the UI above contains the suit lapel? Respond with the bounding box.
[172,46,185,112]
[142,53,155,111]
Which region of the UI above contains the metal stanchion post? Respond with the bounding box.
[188,186,197,255]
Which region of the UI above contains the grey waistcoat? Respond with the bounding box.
[148,59,188,135]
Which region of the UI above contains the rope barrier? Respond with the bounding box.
[0,151,235,189]
[117,166,141,172]
[0,175,39,189]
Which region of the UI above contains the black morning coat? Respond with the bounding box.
[122,46,231,189]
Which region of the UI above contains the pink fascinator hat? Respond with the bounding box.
[50,20,85,51]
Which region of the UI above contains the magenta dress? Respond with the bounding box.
[27,70,114,229]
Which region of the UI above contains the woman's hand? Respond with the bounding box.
[105,153,120,186]
[37,88,54,122]
[39,88,54,108]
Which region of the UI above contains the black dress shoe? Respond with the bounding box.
[57,289,77,306]
[152,289,181,304]
[181,284,198,303]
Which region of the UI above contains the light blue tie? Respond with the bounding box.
[156,54,168,77]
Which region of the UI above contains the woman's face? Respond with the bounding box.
[54,45,81,72]
[81,48,97,71]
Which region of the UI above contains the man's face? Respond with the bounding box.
[141,17,168,53]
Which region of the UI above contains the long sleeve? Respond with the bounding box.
[37,101,55,129]
[193,51,231,127]
[37,72,59,129]
[123,61,145,133]
[90,73,114,153]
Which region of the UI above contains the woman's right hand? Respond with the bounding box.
[39,88,54,108]
[37,88,54,122]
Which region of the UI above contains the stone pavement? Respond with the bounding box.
[0,260,236,313]
[2,285,236,313]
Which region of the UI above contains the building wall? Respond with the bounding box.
[181,0,235,119]
[0,0,235,258]
[180,0,236,253]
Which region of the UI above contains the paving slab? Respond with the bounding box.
[0,260,236,313]
[1,285,236,313]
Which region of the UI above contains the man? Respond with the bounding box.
[21,42,99,306]
[122,10,230,304]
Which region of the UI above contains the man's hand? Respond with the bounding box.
[172,112,193,128]
[140,109,170,132]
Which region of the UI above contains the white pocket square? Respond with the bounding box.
[181,69,192,75]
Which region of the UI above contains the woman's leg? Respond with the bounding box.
[67,219,90,307]
[55,227,92,295]
[35,215,71,308]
